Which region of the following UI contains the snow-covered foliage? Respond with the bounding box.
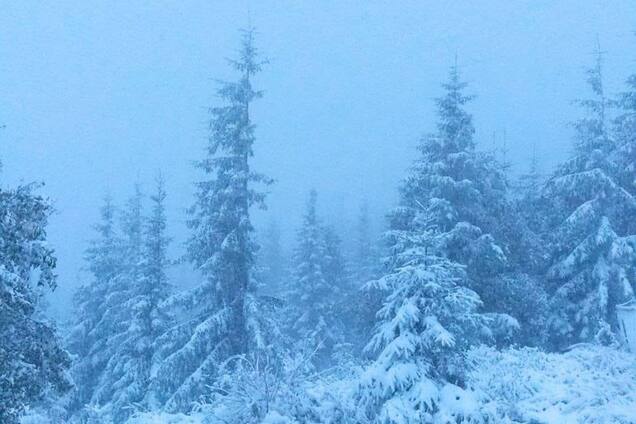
[128,348,358,424]
[541,50,636,349]
[0,184,71,424]
[395,65,516,324]
[66,181,174,423]
[357,226,491,423]
[67,196,124,419]
[353,65,519,424]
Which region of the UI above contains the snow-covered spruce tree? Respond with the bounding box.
[67,196,124,420]
[148,28,278,412]
[287,190,342,367]
[542,48,636,349]
[358,223,489,423]
[394,65,519,340]
[357,67,516,422]
[495,148,552,347]
[90,180,172,423]
[140,174,173,401]
[87,185,145,422]
[0,183,71,424]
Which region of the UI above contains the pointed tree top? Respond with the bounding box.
[434,59,475,152]
[228,26,268,77]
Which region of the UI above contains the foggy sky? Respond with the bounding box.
[0,1,634,317]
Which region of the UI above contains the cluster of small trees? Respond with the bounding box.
[2,28,636,424]
[66,178,171,422]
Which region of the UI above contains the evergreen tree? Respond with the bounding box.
[358,215,489,423]
[542,47,636,349]
[322,224,348,292]
[84,180,172,423]
[358,67,512,422]
[287,190,336,363]
[90,185,147,422]
[67,196,124,420]
[284,190,352,366]
[148,28,275,411]
[142,175,175,410]
[490,150,552,347]
[0,184,71,424]
[142,174,173,364]
[397,64,512,321]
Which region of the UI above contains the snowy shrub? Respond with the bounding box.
[189,348,318,424]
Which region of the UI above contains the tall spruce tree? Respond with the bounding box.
[0,183,71,424]
[142,174,172,367]
[358,66,513,422]
[148,28,274,411]
[67,196,124,420]
[542,47,636,349]
[142,175,174,410]
[288,191,334,360]
[90,185,147,422]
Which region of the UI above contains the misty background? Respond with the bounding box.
[0,0,634,318]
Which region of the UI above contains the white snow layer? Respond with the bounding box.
[30,344,632,424]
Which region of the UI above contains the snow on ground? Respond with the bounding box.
[126,412,207,424]
[467,344,636,424]
[47,344,635,424]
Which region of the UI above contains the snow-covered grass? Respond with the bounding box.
[121,344,636,424]
[467,344,636,424]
